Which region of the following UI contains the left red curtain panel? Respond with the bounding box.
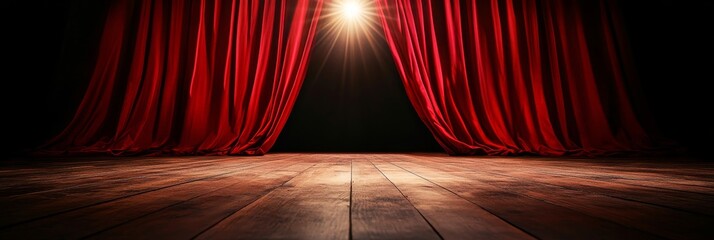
[39,0,323,155]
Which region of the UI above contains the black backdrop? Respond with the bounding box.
[2,0,712,157]
[271,19,441,152]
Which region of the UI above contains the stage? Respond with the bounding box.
[1,153,712,239]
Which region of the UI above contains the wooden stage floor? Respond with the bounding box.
[1,153,713,239]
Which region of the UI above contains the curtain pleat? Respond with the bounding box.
[376,0,653,156]
[40,0,323,155]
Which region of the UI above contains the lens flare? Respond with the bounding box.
[342,1,363,20]
[324,0,377,33]
[312,0,384,84]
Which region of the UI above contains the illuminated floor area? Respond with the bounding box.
[1,153,713,239]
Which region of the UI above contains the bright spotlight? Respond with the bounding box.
[341,1,363,21]
[323,0,377,40]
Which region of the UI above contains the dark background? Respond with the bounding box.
[1,0,712,157]
[271,17,441,152]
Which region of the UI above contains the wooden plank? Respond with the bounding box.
[0,156,217,189]
[383,156,657,239]
[0,156,231,197]
[0,156,305,239]
[511,160,714,215]
[571,162,714,184]
[405,154,714,182]
[0,155,292,228]
[350,158,440,240]
[0,155,285,197]
[1,153,712,239]
[497,157,714,189]
[195,157,351,240]
[401,154,714,239]
[425,155,714,216]
[370,159,533,239]
[84,161,319,239]
[479,158,714,194]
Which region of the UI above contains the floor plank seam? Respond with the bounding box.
[1,156,275,198]
[486,167,714,218]
[398,159,664,238]
[1,156,251,181]
[604,193,714,217]
[416,155,714,218]
[80,160,310,239]
[0,157,296,230]
[427,155,714,198]
[368,157,444,240]
[190,160,322,239]
[533,170,714,198]
[1,155,302,194]
[3,154,713,239]
[1,161,225,198]
[407,155,714,237]
[484,167,714,218]
[349,159,353,240]
[383,158,540,240]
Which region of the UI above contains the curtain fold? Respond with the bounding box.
[376,0,653,156]
[42,0,657,157]
[40,0,323,155]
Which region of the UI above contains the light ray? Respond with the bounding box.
[319,0,383,60]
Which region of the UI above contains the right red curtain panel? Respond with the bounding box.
[376,0,652,156]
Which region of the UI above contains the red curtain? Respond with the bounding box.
[40,0,322,155]
[376,0,653,156]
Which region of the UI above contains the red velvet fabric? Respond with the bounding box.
[41,0,322,155]
[42,0,654,156]
[376,0,652,156]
